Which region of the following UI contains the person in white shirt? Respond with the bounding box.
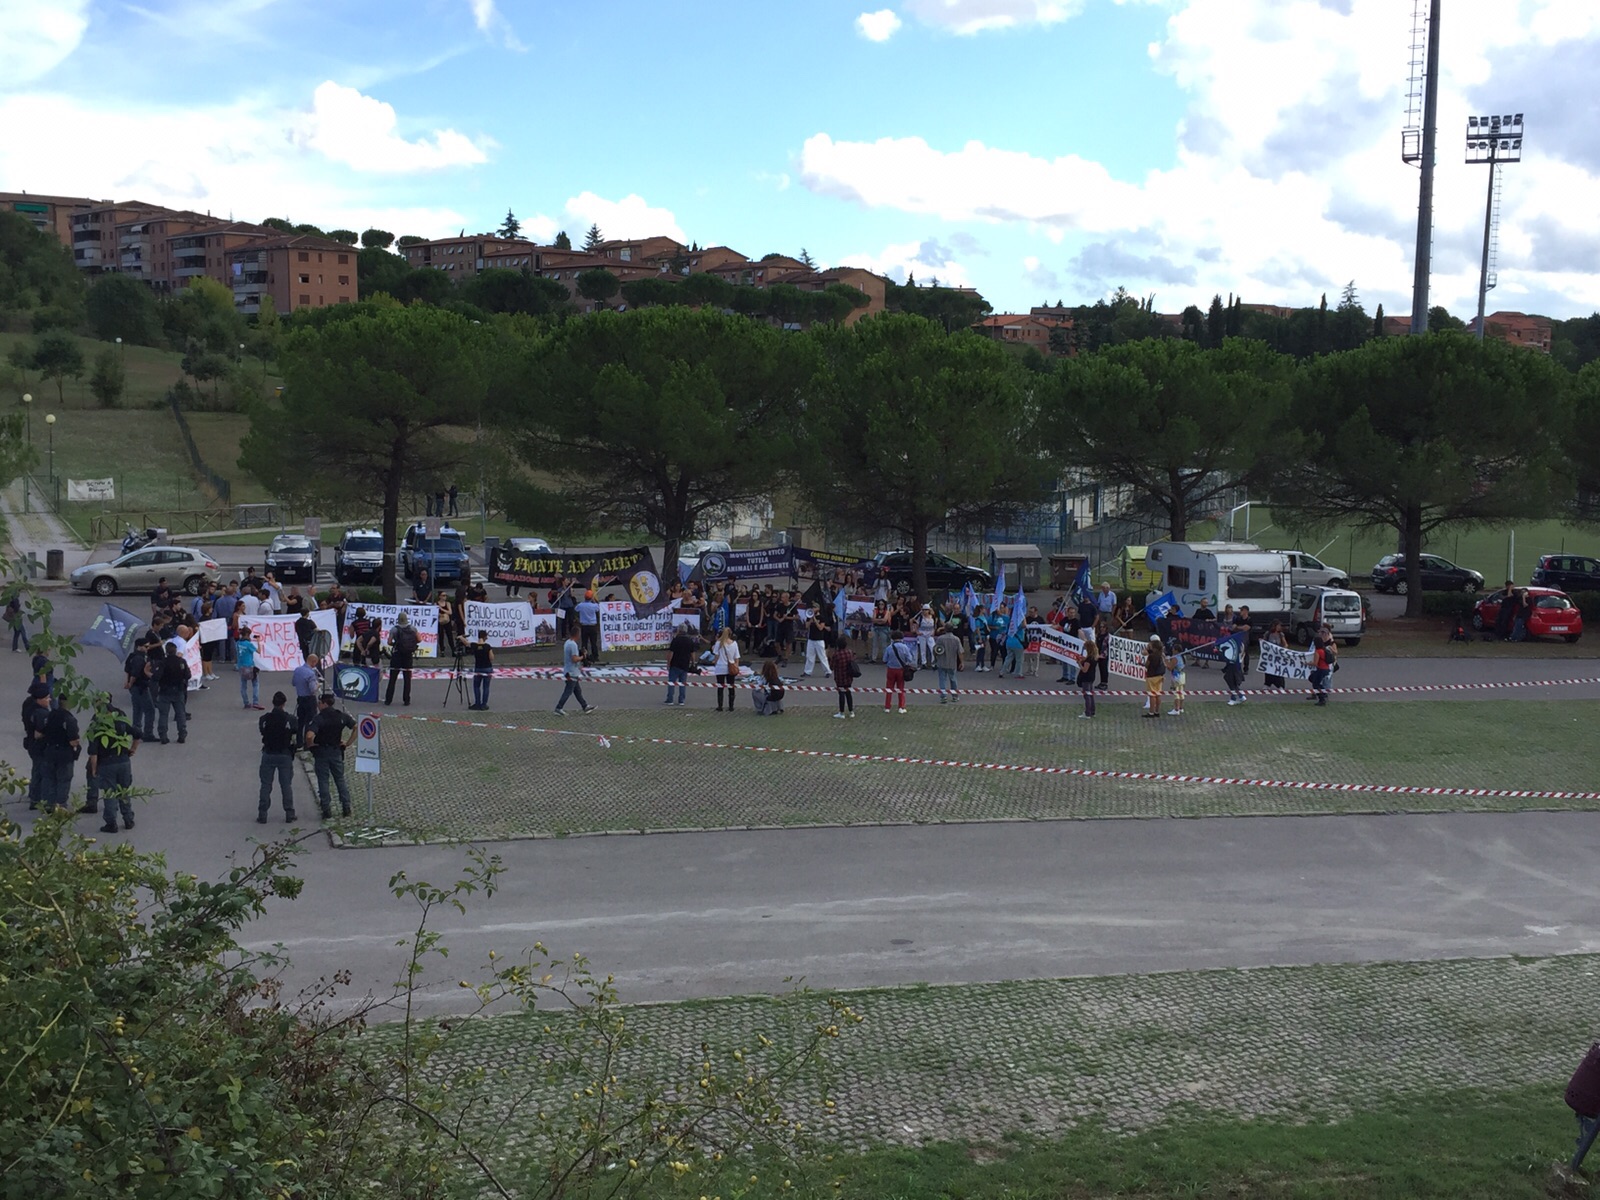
[1096,583,1117,618]
[240,587,265,619]
[712,626,741,712]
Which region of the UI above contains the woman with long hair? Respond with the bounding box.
[712,625,742,712]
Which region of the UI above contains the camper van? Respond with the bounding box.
[1291,585,1364,646]
[1144,542,1293,628]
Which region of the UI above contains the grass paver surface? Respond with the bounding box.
[354,697,1600,842]
[426,953,1600,1153]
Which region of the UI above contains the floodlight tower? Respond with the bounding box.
[1402,0,1441,334]
[1466,112,1524,340]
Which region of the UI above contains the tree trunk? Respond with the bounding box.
[1402,503,1424,618]
[1167,470,1188,540]
[381,431,408,604]
[910,521,930,603]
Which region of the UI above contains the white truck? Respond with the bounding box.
[1144,542,1294,630]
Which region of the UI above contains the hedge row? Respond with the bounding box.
[1411,589,1600,624]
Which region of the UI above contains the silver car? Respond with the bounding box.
[70,547,222,597]
[1273,550,1349,590]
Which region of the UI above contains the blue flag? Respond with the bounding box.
[833,585,848,626]
[79,603,145,660]
[1008,585,1027,638]
[333,663,381,703]
[1143,591,1181,625]
[959,582,977,618]
[1070,560,1092,607]
[990,561,1005,616]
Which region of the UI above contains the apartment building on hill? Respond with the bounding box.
[227,234,356,315]
[0,191,106,244]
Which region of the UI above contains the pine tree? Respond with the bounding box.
[582,223,603,252]
[553,230,572,251]
[497,209,521,238]
[1373,303,1386,338]
[799,248,816,269]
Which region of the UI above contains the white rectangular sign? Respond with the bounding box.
[67,478,115,501]
[1106,634,1147,681]
[197,618,228,644]
[245,610,340,671]
[337,604,439,659]
[599,600,676,651]
[1029,623,1085,668]
[1258,639,1315,680]
[355,713,380,775]
[462,600,556,648]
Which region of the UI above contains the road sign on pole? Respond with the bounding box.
[356,714,380,775]
[304,516,322,541]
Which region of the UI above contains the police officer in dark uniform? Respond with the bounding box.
[86,696,140,832]
[37,695,81,813]
[123,635,156,743]
[257,691,297,824]
[305,694,356,818]
[21,681,50,809]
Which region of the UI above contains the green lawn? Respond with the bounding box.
[354,697,1600,842]
[1,329,188,410]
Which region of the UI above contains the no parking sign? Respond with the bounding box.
[356,714,381,775]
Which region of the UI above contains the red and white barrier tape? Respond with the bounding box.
[386,712,1600,804]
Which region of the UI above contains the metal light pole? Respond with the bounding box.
[1467,113,1523,340]
[20,393,31,513]
[45,413,56,511]
[1404,0,1442,335]
[115,336,123,363]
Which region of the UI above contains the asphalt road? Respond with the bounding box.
[9,585,1600,1017]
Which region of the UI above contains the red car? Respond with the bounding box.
[1471,587,1583,643]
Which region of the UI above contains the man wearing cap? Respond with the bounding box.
[257,691,298,823]
[305,694,356,818]
[86,695,140,832]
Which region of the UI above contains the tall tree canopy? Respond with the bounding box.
[1273,331,1572,615]
[797,314,1055,599]
[496,307,813,568]
[1045,337,1298,539]
[240,304,492,600]
[0,211,85,327]
[86,274,163,346]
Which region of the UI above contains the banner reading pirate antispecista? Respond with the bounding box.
[489,545,670,617]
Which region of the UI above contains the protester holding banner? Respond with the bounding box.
[1262,622,1289,692]
[356,617,383,667]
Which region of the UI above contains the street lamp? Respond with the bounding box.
[1466,112,1524,340]
[115,336,123,363]
[21,393,30,514]
[238,341,245,366]
[45,413,56,495]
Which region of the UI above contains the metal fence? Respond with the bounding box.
[168,395,232,506]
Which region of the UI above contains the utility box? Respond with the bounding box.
[987,543,1043,592]
[1049,553,1089,591]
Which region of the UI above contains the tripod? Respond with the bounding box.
[441,648,470,707]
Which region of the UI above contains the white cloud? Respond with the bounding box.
[292,81,490,173]
[802,0,1600,317]
[563,192,687,243]
[0,89,473,238]
[903,0,1083,35]
[466,0,524,49]
[855,9,904,41]
[835,239,974,287]
[0,0,90,87]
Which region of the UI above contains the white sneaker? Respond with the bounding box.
[832,712,847,719]
[898,707,907,714]
[1077,713,1091,719]
[848,711,855,718]
[1227,699,1240,706]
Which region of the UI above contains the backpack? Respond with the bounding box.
[393,626,420,658]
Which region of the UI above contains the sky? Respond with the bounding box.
[2,0,1598,320]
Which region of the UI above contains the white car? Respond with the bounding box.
[1272,550,1348,590]
[70,547,221,597]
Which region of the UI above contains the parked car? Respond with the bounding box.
[70,547,221,597]
[508,535,552,555]
[334,528,386,585]
[400,522,469,583]
[1272,549,1349,589]
[264,534,319,583]
[1530,554,1600,593]
[1472,587,1583,643]
[1370,553,1484,595]
[1290,585,1364,646]
[871,549,993,596]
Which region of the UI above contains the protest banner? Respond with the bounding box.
[67,478,115,502]
[337,604,438,660]
[691,547,797,583]
[599,600,675,651]
[166,634,203,691]
[793,546,875,578]
[1107,634,1147,680]
[1165,617,1249,664]
[197,618,228,644]
[462,600,551,648]
[489,544,659,597]
[248,610,341,671]
[1030,623,1086,668]
[1257,639,1314,680]
[843,598,874,633]
[333,663,380,703]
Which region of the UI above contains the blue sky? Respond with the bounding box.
[3,0,1598,319]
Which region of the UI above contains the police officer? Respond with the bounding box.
[21,681,50,809]
[123,635,157,742]
[155,640,190,744]
[257,691,298,824]
[37,695,81,813]
[305,694,356,818]
[87,696,140,833]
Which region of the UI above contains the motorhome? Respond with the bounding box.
[1144,542,1293,628]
